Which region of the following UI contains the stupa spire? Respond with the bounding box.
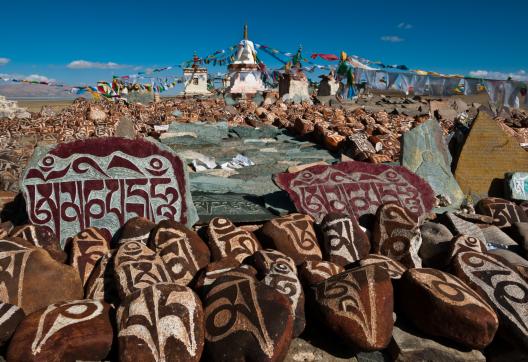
[243,23,248,40]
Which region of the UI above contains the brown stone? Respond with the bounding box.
[359,254,407,279]
[445,235,487,265]
[259,213,322,265]
[84,251,118,304]
[207,217,261,262]
[113,240,172,299]
[7,299,113,362]
[117,216,156,245]
[298,260,345,286]
[476,197,528,228]
[67,227,109,286]
[0,302,25,347]
[10,224,67,263]
[320,213,370,266]
[117,283,204,362]
[148,220,210,286]
[454,112,528,196]
[398,268,498,349]
[451,251,528,348]
[314,265,393,351]
[0,238,83,314]
[372,203,422,268]
[203,268,294,361]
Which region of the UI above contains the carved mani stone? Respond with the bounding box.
[476,197,528,229]
[10,224,67,263]
[445,235,487,265]
[372,203,422,268]
[117,283,204,362]
[298,260,344,287]
[7,299,113,362]
[84,251,119,304]
[203,269,294,362]
[0,238,83,314]
[359,254,407,280]
[320,213,370,266]
[0,302,25,347]
[314,265,394,351]
[452,251,528,348]
[113,240,172,299]
[398,268,498,349]
[253,249,305,337]
[20,137,198,246]
[274,161,435,223]
[259,213,322,266]
[207,217,261,263]
[67,227,109,286]
[117,216,156,246]
[148,220,210,286]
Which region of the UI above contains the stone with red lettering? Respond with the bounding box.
[207,217,261,263]
[113,240,172,299]
[476,197,528,228]
[298,260,344,286]
[193,257,256,296]
[117,283,204,362]
[398,268,498,349]
[274,161,435,223]
[314,265,393,350]
[372,203,422,268]
[0,238,83,314]
[203,268,294,361]
[445,235,487,264]
[259,213,322,265]
[359,254,407,279]
[116,216,156,245]
[7,299,113,362]
[67,227,109,286]
[0,302,25,347]
[20,137,198,246]
[320,213,370,266]
[10,224,66,262]
[148,220,210,286]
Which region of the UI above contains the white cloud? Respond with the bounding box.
[469,69,528,81]
[398,22,413,29]
[0,58,10,66]
[67,60,128,69]
[24,74,56,83]
[381,35,404,43]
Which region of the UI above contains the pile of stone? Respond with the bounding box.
[0,95,30,120]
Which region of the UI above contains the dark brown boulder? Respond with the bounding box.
[298,260,344,286]
[207,217,261,262]
[67,227,109,286]
[10,224,67,263]
[0,302,25,347]
[359,254,407,279]
[476,197,528,228]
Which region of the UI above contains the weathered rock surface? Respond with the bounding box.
[419,222,453,266]
[0,301,25,347]
[359,254,407,279]
[476,197,528,228]
[67,227,109,286]
[10,224,67,263]
[298,260,345,286]
[207,217,261,262]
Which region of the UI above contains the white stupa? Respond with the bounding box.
[226,24,266,94]
[182,53,211,96]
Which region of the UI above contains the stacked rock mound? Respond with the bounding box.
[2,195,528,361]
[0,95,30,120]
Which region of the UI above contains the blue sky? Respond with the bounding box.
[0,0,526,88]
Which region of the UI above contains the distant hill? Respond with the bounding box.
[0,83,77,99]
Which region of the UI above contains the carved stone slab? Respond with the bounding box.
[274,161,434,223]
[506,172,528,201]
[20,137,198,246]
[476,197,528,228]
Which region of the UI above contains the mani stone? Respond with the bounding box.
[401,118,464,210]
[203,268,294,362]
[359,254,407,279]
[389,322,486,362]
[397,268,498,349]
[0,238,83,314]
[207,217,261,263]
[454,112,528,197]
[298,260,344,286]
[7,299,113,362]
[20,137,198,246]
[488,249,528,281]
[113,240,172,299]
[67,227,109,286]
[476,197,528,228]
[253,249,305,337]
[446,235,487,264]
[341,133,376,161]
[372,203,422,268]
[84,251,119,304]
[10,224,67,263]
[259,213,322,265]
[314,265,394,351]
[117,216,156,246]
[505,173,528,201]
[419,222,453,266]
[117,282,204,362]
[0,302,25,347]
[320,213,370,267]
[274,160,435,223]
[452,251,528,348]
[148,220,210,286]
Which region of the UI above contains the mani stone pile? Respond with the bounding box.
[2,96,528,361]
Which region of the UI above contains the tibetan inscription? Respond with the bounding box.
[20,137,197,246]
[274,161,434,222]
